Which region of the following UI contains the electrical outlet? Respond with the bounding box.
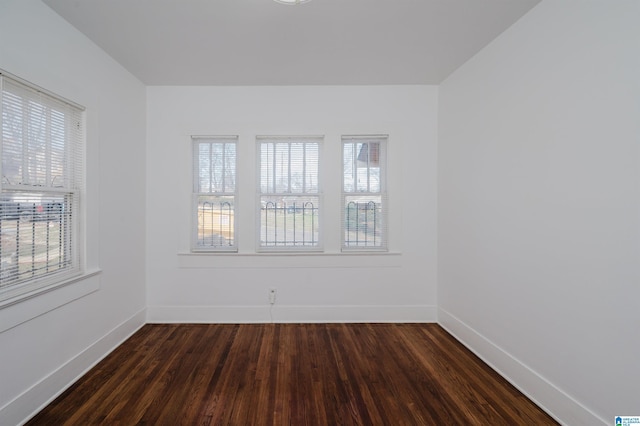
[269,288,277,305]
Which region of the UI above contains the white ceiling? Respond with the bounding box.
[42,0,540,86]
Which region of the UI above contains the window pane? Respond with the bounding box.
[0,193,73,288]
[260,140,319,195]
[343,141,382,194]
[260,195,319,248]
[196,140,236,195]
[343,195,383,248]
[196,195,235,248]
[1,81,72,189]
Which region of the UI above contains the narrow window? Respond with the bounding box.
[258,136,321,251]
[0,73,84,303]
[192,136,237,251]
[342,135,387,251]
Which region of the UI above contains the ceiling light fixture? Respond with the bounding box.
[273,0,312,4]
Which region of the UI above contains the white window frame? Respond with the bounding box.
[191,136,238,252]
[256,136,323,252]
[0,71,85,304]
[342,135,388,252]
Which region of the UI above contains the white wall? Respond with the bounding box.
[146,85,438,322]
[7,1,635,424]
[438,1,640,424]
[0,1,147,424]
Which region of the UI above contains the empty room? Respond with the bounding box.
[0,0,638,425]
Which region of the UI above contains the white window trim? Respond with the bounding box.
[191,135,238,252]
[341,134,389,252]
[256,135,324,252]
[0,69,86,306]
[176,251,401,269]
[0,269,101,330]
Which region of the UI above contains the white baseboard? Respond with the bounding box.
[12,305,594,425]
[437,307,606,426]
[1,308,146,426]
[147,304,437,324]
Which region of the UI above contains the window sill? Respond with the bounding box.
[177,252,402,269]
[0,269,101,333]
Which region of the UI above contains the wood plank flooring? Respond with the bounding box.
[27,323,558,425]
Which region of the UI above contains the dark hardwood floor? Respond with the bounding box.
[27,323,558,425]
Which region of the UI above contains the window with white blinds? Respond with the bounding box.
[0,73,84,303]
[342,135,387,251]
[192,136,237,251]
[258,136,321,251]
